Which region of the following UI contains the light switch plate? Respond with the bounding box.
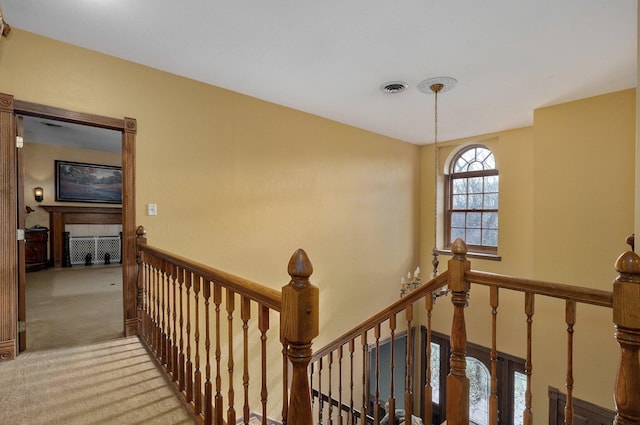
[147,203,157,216]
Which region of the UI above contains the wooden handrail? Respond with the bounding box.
[465,270,613,307]
[312,272,449,361]
[137,242,282,312]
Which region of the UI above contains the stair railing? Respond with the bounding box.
[310,238,640,425]
[135,226,319,425]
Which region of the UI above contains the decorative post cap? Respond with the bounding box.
[136,225,146,238]
[451,238,468,256]
[615,250,640,275]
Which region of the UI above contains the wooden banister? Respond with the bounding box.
[446,239,471,425]
[281,249,319,425]
[136,239,282,311]
[612,248,640,425]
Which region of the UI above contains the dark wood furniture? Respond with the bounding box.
[40,205,122,268]
[25,227,49,272]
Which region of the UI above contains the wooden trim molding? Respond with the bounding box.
[1,94,137,353]
[0,93,17,361]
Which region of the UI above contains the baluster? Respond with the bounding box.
[361,332,368,421]
[329,352,334,425]
[424,296,432,425]
[166,263,174,377]
[388,314,396,425]
[612,247,640,425]
[282,340,289,425]
[135,227,146,335]
[338,345,344,425]
[160,259,168,365]
[259,305,270,425]
[143,256,151,341]
[319,358,324,425]
[172,264,179,383]
[564,300,576,425]
[203,279,213,425]
[194,274,202,415]
[241,296,251,423]
[281,249,318,425]
[404,304,413,418]
[178,267,186,392]
[227,288,237,425]
[523,292,535,425]
[446,238,470,424]
[349,339,355,425]
[185,271,193,403]
[489,286,499,425]
[374,324,381,424]
[150,256,157,351]
[214,283,223,425]
[155,256,162,356]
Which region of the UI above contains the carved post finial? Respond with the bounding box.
[612,243,640,425]
[281,249,318,425]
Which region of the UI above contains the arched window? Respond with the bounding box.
[446,145,498,254]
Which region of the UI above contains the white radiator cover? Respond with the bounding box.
[69,235,121,265]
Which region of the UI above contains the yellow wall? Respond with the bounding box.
[0,29,419,347]
[420,89,636,418]
[22,142,121,229]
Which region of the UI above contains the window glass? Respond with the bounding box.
[467,356,491,425]
[513,371,526,425]
[430,342,440,404]
[447,145,499,253]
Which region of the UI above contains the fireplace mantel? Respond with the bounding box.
[41,205,122,267]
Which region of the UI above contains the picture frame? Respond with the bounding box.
[55,160,122,204]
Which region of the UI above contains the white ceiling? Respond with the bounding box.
[2,0,637,145]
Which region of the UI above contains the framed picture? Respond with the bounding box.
[55,160,122,204]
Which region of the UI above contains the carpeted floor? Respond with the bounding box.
[0,266,195,424]
[0,338,195,425]
[25,265,125,350]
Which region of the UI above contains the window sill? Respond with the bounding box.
[434,249,502,262]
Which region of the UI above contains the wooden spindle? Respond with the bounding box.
[564,300,576,425]
[424,296,433,425]
[259,305,270,424]
[135,226,146,334]
[404,304,413,419]
[203,279,213,425]
[318,358,324,424]
[281,249,318,425]
[374,324,380,425]
[361,332,368,421]
[338,345,344,425]
[446,238,470,425]
[178,267,186,392]
[194,274,202,415]
[185,271,193,403]
[489,286,499,425]
[153,256,160,354]
[241,296,251,423]
[612,248,640,425]
[160,259,168,365]
[172,264,179,383]
[349,339,355,425]
[282,341,289,425]
[329,351,334,424]
[523,292,535,425]
[166,264,174,376]
[227,288,237,425]
[214,283,223,425]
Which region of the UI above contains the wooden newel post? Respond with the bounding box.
[612,241,640,425]
[447,238,471,425]
[281,249,319,425]
[135,226,147,334]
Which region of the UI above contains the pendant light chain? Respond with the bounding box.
[431,84,443,278]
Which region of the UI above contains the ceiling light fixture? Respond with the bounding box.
[418,76,457,278]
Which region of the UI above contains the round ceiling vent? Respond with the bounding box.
[380,81,408,94]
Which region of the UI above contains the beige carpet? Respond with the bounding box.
[25,265,124,350]
[0,337,195,425]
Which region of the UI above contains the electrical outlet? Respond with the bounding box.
[147,203,157,216]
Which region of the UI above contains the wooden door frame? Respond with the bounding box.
[0,93,138,361]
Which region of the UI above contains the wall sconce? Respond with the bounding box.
[33,187,44,202]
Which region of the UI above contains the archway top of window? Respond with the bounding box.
[442,140,499,175]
